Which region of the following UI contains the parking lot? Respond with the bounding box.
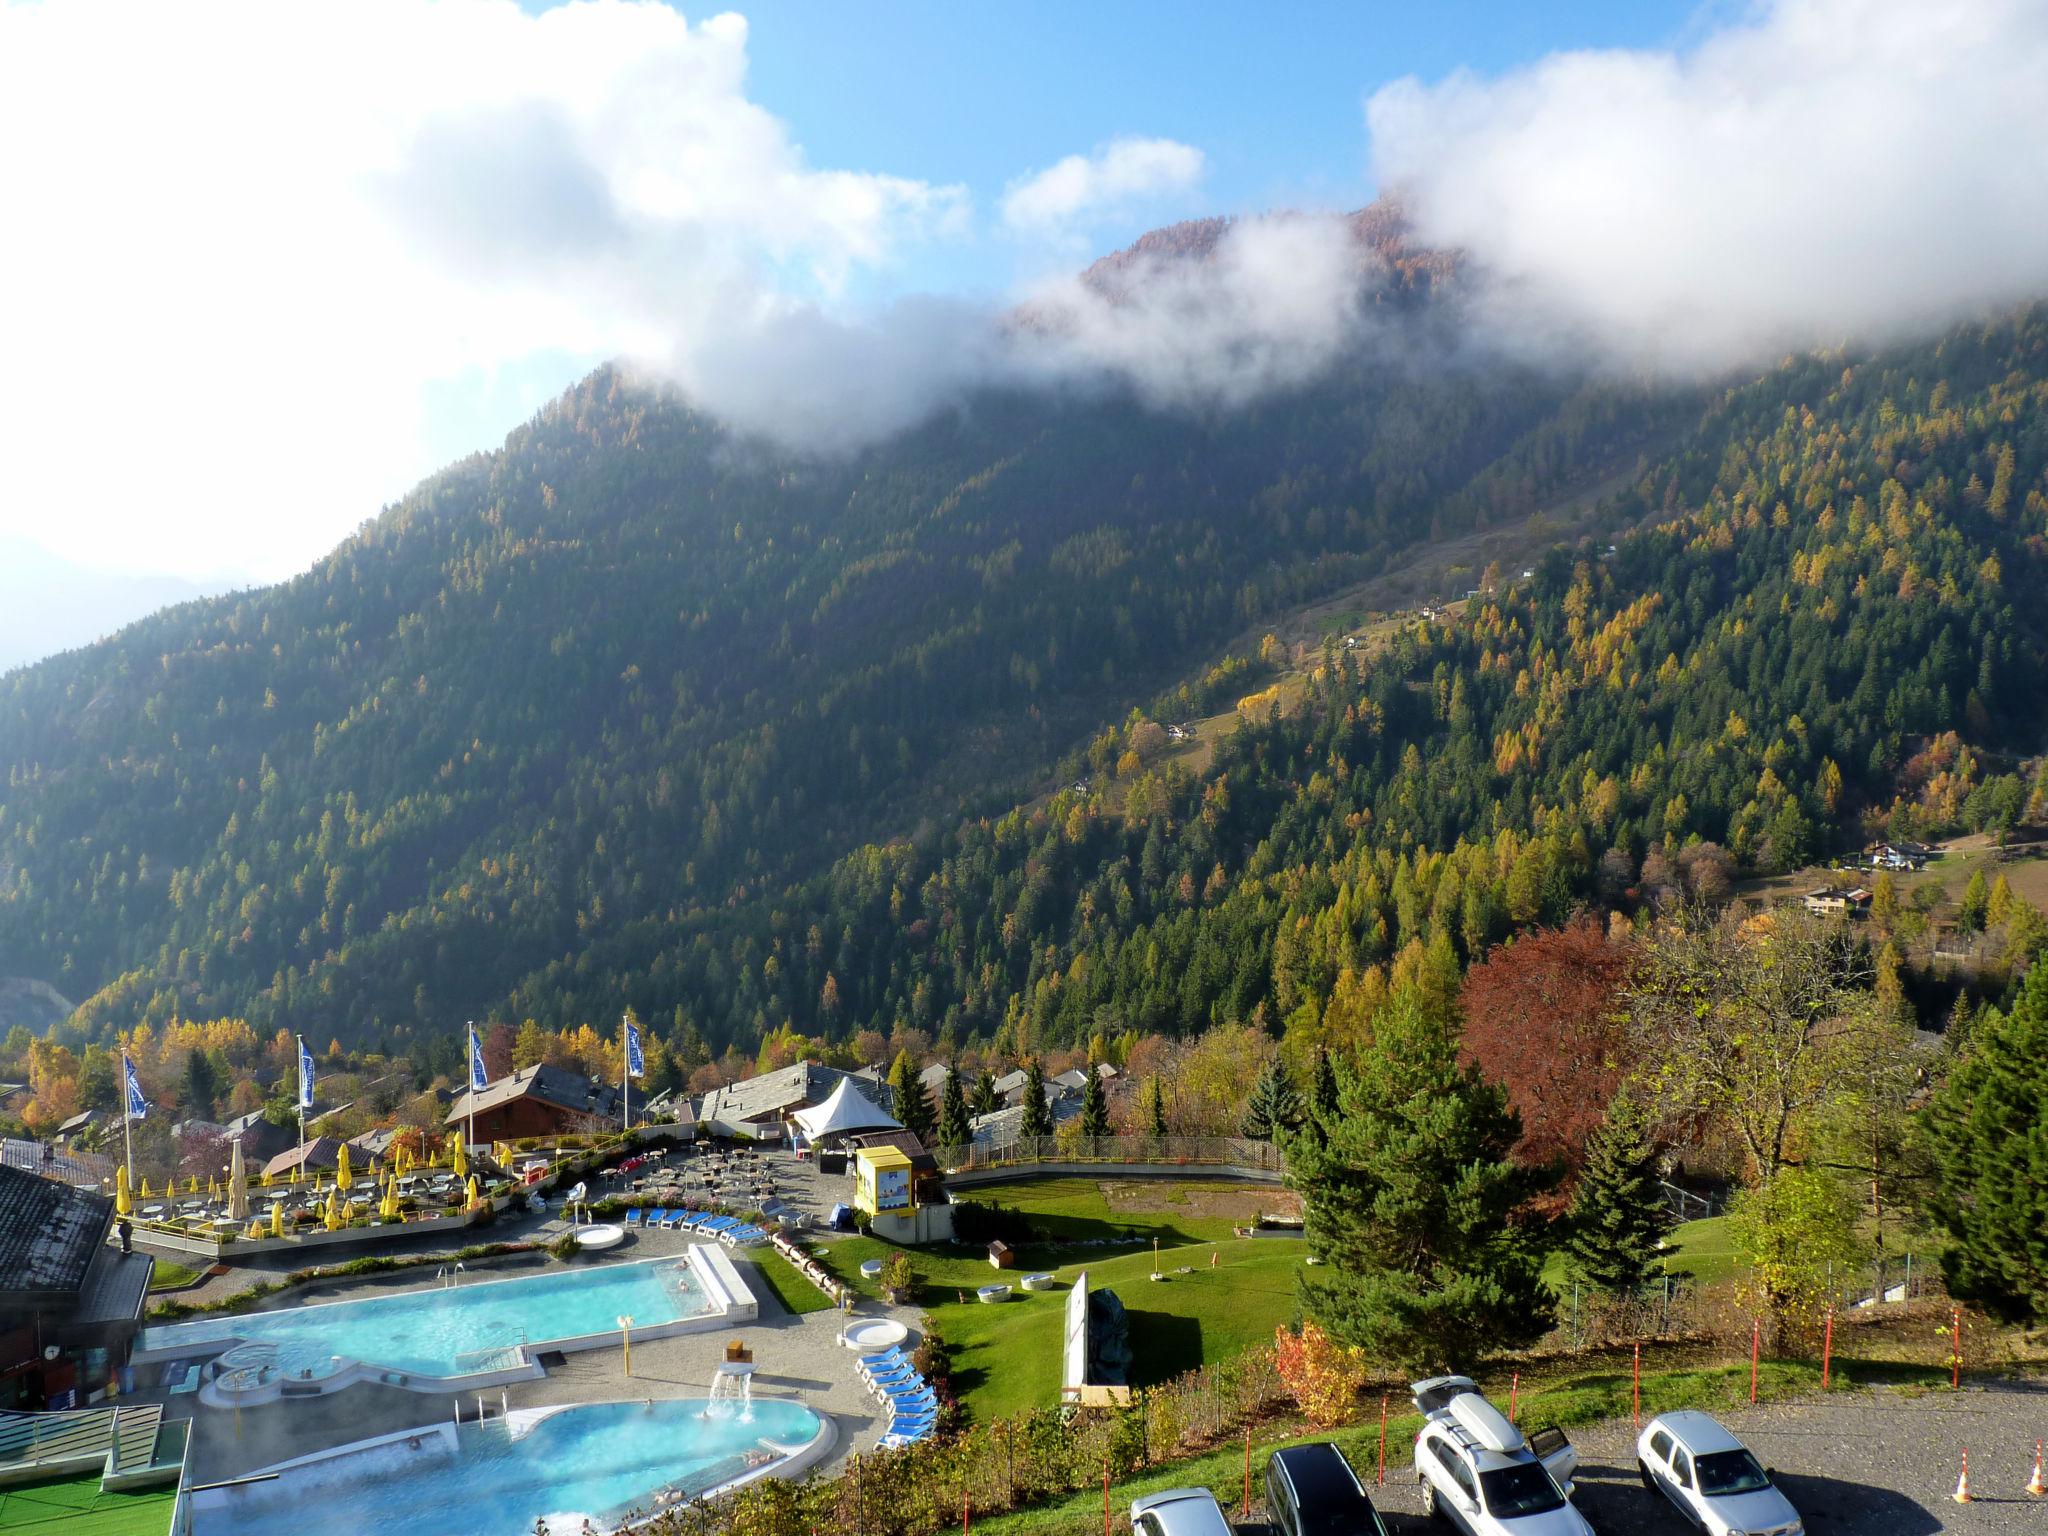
[1247,1379,2048,1534]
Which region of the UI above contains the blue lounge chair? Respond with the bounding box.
[698,1215,737,1233]
[866,1371,921,1395]
[883,1423,933,1448]
[874,1378,931,1402]
[624,1208,645,1227]
[858,1357,916,1382]
[857,1347,909,1371]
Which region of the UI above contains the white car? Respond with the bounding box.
[1636,1412,1803,1536]
[1129,1487,1233,1536]
[1411,1376,1592,1536]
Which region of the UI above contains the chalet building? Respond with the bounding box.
[261,1136,344,1182]
[1802,887,1872,917]
[0,1164,151,1409]
[697,1062,895,1142]
[445,1064,619,1143]
[221,1109,295,1165]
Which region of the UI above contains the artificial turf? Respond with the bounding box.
[0,1473,175,1536]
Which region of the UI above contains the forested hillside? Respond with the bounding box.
[2,231,2045,1071]
[0,212,1689,1061]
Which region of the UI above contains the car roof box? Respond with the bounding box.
[1411,1374,1478,1414]
[1448,1392,1526,1454]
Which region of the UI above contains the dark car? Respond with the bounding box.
[1266,1442,1389,1536]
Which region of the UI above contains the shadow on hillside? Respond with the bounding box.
[1125,1309,1204,1388]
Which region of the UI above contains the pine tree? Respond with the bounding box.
[1146,1075,1169,1137]
[181,1049,218,1118]
[1926,963,2048,1321]
[1310,1048,1339,1122]
[1958,869,1990,932]
[970,1069,998,1118]
[1019,1058,1054,1140]
[936,1062,972,1153]
[1562,1088,1669,1300]
[1280,996,1557,1370]
[1240,1059,1303,1141]
[1079,1066,1111,1138]
[887,1050,934,1144]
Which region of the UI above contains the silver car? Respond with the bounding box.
[1130,1487,1234,1536]
[1635,1411,1804,1536]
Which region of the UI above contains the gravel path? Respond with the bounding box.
[1350,1379,2048,1535]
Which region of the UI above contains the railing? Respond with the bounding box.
[449,1332,529,1375]
[0,1404,161,1471]
[929,1134,1288,1177]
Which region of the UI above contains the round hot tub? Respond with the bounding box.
[859,1259,885,1279]
[572,1223,626,1252]
[838,1318,909,1352]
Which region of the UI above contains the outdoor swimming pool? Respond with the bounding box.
[136,1252,750,1393]
[187,1398,826,1536]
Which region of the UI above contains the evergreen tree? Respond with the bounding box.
[1240,1059,1304,1141]
[1562,1088,1668,1300]
[887,1050,934,1144]
[936,1062,972,1152]
[181,1048,218,1118]
[1146,1074,1169,1137]
[1926,964,2048,1321]
[1958,869,1990,932]
[1078,1066,1111,1138]
[1280,996,1557,1370]
[1309,1048,1339,1123]
[971,1069,998,1119]
[1019,1058,1053,1140]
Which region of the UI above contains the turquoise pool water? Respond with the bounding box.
[138,1256,712,1380]
[192,1398,822,1536]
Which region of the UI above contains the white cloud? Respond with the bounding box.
[0,0,968,581]
[1014,215,1368,408]
[1366,0,2048,373]
[1000,137,1206,238]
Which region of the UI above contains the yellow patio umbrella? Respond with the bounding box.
[323,1191,342,1232]
[336,1142,353,1192]
[452,1138,468,1180]
[465,1175,480,1207]
[187,1175,199,1195]
[380,1175,399,1222]
[114,1165,132,1218]
[289,1160,303,1184]
[140,1176,154,1198]
[269,1199,284,1239]
[260,1168,272,1188]
[207,1175,220,1200]
[247,1219,264,1239]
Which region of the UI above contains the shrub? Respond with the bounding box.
[880,1250,917,1301]
[1273,1320,1368,1427]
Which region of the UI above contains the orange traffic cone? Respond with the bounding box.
[2027,1439,2045,1497]
[1953,1447,1972,1504]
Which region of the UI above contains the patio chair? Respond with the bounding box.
[862,1360,919,1386]
[856,1347,909,1373]
[624,1208,645,1227]
[882,1423,933,1449]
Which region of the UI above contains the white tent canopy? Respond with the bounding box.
[791,1076,901,1144]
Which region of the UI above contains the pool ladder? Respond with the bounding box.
[435,1262,468,1288]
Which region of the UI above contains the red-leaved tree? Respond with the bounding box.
[1459,915,1635,1200]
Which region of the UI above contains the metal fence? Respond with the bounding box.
[928,1134,1287,1176]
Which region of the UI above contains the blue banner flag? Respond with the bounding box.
[123,1052,148,1120]
[297,1035,315,1110]
[625,1016,645,1079]
[468,1022,489,1092]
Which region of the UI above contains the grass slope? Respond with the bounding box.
[743,1249,835,1316]
[812,1177,1304,1419]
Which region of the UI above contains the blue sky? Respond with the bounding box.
[694,0,1704,294]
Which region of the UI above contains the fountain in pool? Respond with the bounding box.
[705,1338,755,1422]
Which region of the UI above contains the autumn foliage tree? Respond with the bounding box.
[1459,916,1635,1193]
[1273,1321,1367,1427]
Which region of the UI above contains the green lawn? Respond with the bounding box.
[743,1248,835,1316]
[145,1259,200,1292]
[0,1473,175,1536]
[1542,1214,1744,1291]
[808,1177,1305,1420]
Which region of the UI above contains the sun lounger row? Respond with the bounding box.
[622,1207,770,1246]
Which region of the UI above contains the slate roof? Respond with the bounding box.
[446,1064,618,1124]
[261,1136,343,1179]
[0,1162,115,1306]
[698,1062,864,1126]
[1050,1069,1092,1093]
[991,1069,1029,1096]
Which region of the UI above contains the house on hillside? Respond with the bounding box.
[992,1068,1030,1107]
[1802,887,1872,917]
[1867,840,1931,871]
[261,1136,344,1182]
[0,1163,151,1408]
[221,1110,295,1165]
[446,1065,619,1143]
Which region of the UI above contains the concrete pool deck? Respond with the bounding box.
[160,1224,922,1491]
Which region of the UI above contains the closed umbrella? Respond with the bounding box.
[269,1198,284,1239]
[228,1140,249,1222]
[336,1142,353,1192]
[323,1190,342,1231]
[465,1174,480,1207]
[451,1135,468,1179]
[115,1165,132,1217]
